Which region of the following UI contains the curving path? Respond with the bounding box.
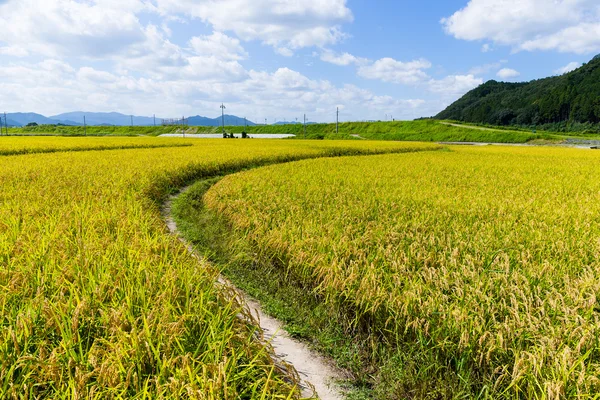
[163,188,346,400]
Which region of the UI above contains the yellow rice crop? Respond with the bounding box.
[0,138,434,398]
[0,136,194,156]
[205,145,600,399]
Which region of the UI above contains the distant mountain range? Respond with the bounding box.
[0,111,258,127]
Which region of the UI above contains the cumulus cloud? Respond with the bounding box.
[0,46,29,57]
[0,0,446,121]
[428,74,483,96]
[442,0,600,54]
[320,49,368,66]
[154,0,353,54]
[554,61,582,74]
[0,56,430,121]
[497,68,521,80]
[0,0,148,58]
[189,32,248,61]
[358,58,432,84]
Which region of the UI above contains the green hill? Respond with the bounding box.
[435,55,600,133]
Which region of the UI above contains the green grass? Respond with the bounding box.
[5,120,562,143]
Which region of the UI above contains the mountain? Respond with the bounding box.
[187,115,256,127]
[51,112,155,126]
[435,55,600,128]
[1,111,259,127]
[1,112,77,127]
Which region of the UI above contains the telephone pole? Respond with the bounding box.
[153,114,156,126]
[220,103,226,136]
[4,112,8,135]
[303,114,306,139]
[336,107,339,134]
[130,115,133,127]
[84,115,87,136]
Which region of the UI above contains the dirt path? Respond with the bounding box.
[163,190,346,400]
[439,121,528,134]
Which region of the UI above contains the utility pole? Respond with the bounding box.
[265,118,267,126]
[130,115,133,127]
[4,112,8,135]
[303,114,306,139]
[84,115,87,136]
[153,114,156,126]
[220,103,226,136]
[336,107,339,134]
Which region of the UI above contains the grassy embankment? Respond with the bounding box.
[0,138,437,398]
[200,119,558,142]
[177,146,600,399]
[6,120,561,143]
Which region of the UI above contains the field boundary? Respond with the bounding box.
[164,147,446,399]
[164,185,346,400]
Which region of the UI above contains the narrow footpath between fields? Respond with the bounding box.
[163,188,346,400]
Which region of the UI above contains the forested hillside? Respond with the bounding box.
[436,55,600,132]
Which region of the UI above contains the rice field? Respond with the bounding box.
[204,145,600,399]
[0,136,194,156]
[0,138,437,398]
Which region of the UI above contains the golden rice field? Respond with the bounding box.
[0,136,194,156]
[205,145,600,399]
[0,137,434,399]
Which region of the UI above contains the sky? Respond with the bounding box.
[0,0,599,123]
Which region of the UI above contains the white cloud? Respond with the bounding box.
[0,0,148,58]
[428,74,483,96]
[358,58,432,84]
[0,46,29,57]
[320,49,368,66]
[442,0,600,54]
[0,57,430,122]
[468,60,506,75]
[521,23,600,54]
[481,43,492,52]
[554,61,582,74]
[497,68,520,80]
[0,0,458,122]
[275,47,295,57]
[189,32,248,60]
[154,0,353,54]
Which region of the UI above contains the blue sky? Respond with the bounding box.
[0,0,598,122]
